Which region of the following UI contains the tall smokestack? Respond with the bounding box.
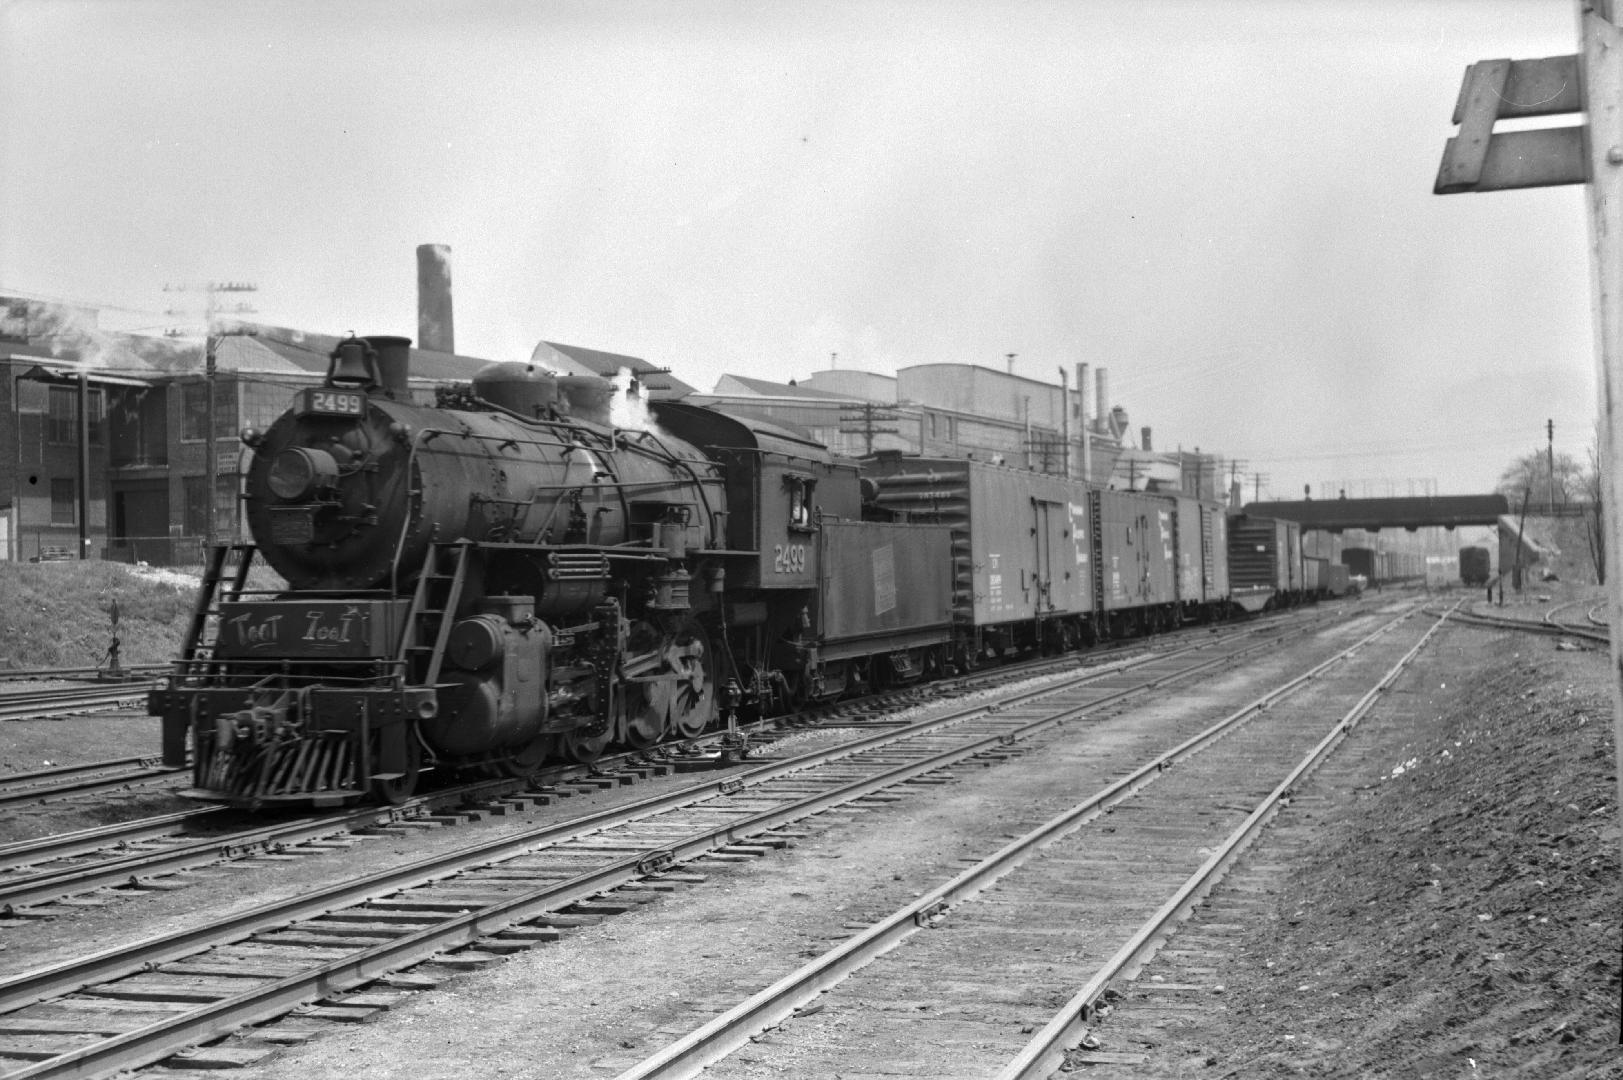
[1141,426,1152,452]
[1076,362,1091,482]
[417,243,454,354]
[1096,368,1109,426]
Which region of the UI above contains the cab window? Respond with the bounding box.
[785,476,816,530]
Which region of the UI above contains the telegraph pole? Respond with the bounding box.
[1549,417,1558,507]
[838,402,901,456]
[204,338,218,548]
[165,282,257,550]
[1434,0,1623,871]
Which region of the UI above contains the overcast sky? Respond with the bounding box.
[0,0,1596,499]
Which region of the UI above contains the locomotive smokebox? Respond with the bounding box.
[416,243,454,354]
[368,335,413,400]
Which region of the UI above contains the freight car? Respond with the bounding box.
[1302,555,1352,599]
[1226,513,1303,612]
[150,337,957,806]
[859,454,1232,658]
[1459,545,1492,587]
[1342,546,1425,589]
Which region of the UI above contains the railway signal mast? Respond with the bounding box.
[1433,0,1623,868]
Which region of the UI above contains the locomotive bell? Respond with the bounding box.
[327,336,379,388]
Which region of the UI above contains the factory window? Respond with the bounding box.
[50,478,75,525]
[15,378,46,414]
[46,386,104,445]
[181,381,238,441]
[183,475,238,538]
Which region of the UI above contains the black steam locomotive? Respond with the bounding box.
[151,335,954,806]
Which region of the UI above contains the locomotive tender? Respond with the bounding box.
[151,333,1253,807]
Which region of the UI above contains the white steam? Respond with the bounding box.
[609,367,656,433]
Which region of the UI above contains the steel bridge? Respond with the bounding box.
[1240,495,1510,532]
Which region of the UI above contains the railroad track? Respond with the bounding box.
[0,613,1324,919]
[606,601,1447,1079]
[0,757,183,811]
[0,607,1344,1078]
[0,684,153,723]
[1444,601,1609,645]
[0,667,167,684]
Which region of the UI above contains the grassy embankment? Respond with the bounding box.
[0,561,201,670]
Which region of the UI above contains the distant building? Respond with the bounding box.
[531,341,696,399]
[0,299,500,563]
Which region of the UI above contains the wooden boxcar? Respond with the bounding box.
[1226,513,1302,612]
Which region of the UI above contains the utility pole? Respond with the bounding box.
[202,327,259,549]
[204,339,218,548]
[166,282,257,550]
[1549,417,1558,507]
[838,402,900,456]
[77,371,89,559]
[1433,0,1623,871]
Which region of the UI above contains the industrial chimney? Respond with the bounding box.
[1075,362,1091,482]
[1141,426,1153,452]
[417,244,454,354]
[1095,368,1109,427]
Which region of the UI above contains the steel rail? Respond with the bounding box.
[606,603,1427,1080]
[0,756,163,793]
[0,622,1303,1080]
[995,603,1456,1079]
[0,666,167,683]
[0,685,151,722]
[0,627,1254,913]
[1443,605,1609,644]
[0,628,1240,1012]
[0,767,183,811]
[0,807,220,873]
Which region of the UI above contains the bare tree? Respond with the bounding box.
[1497,448,1587,509]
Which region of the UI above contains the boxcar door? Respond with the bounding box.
[1030,497,1061,614]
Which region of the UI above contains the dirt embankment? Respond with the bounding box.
[1117,628,1621,1078]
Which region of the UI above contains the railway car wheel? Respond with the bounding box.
[369,734,421,805]
[550,729,609,764]
[656,619,717,739]
[624,689,665,749]
[491,735,549,778]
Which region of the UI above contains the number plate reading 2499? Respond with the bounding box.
[301,389,365,416]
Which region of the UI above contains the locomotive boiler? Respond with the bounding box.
[152,335,732,805]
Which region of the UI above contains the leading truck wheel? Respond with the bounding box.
[550,728,609,765]
[369,733,421,805]
[489,734,550,779]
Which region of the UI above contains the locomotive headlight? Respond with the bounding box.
[267,447,340,501]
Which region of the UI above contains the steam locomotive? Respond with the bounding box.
[150,334,1290,808]
[151,335,956,805]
